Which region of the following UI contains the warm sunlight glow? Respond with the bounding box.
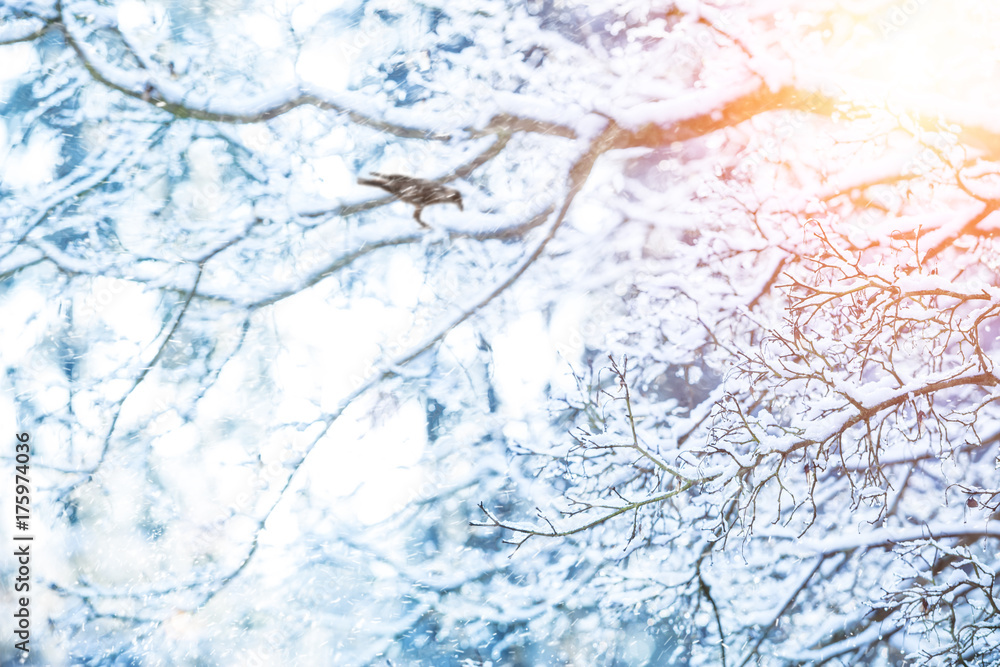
[830,1,1000,111]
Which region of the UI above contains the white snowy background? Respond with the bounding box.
[1,0,1000,665]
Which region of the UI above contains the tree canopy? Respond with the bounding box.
[1,0,999,665]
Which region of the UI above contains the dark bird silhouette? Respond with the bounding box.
[357,173,463,227]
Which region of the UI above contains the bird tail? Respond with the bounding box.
[357,172,390,187]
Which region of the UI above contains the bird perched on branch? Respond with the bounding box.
[357,172,463,227]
